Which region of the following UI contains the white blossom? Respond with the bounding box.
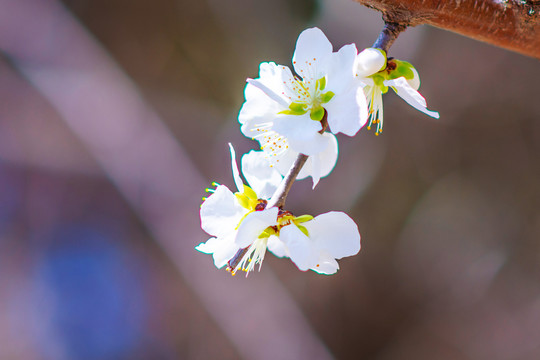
[196,144,280,270]
[356,48,440,135]
[239,27,368,186]
[268,211,361,274]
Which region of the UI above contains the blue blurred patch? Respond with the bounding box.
[37,224,148,360]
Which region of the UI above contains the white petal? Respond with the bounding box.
[228,143,244,192]
[235,207,279,248]
[359,76,375,87]
[287,132,330,157]
[292,27,332,80]
[269,147,301,177]
[407,67,421,91]
[195,234,240,269]
[271,114,322,142]
[239,112,274,143]
[325,43,357,94]
[324,85,368,136]
[246,62,293,108]
[239,82,282,125]
[241,150,283,199]
[279,223,318,271]
[271,115,329,156]
[195,236,220,254]
[269,133,338,187]
[248,79,289,109]
[310,252,340,275]
[267,235,289,258]
[270,115,327,156]
[306,132,338,188]
[200,185,246,238]
[310,153,322,189]
[384,78,440,119]
[303,211,361,259]
[355,48,386,77]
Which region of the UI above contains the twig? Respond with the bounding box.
[372,21,408,53]
[266,154,309,209]
[266,112,328,209]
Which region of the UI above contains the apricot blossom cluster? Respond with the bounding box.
[196,27,438,276]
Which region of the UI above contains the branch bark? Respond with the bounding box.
[354,0,540,59]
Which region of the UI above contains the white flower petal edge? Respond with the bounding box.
[228,143,244,192]
[241,150,282,200]
[267,234,287,258]
[292,27,332,79]
[384,77,440,119]
[196,234,240,269]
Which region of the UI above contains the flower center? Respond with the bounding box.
[278,76,334,121]
[225,209,314,277]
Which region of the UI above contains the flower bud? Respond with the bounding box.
[355,48,386,77]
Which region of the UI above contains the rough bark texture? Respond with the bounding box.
[354,0,540,59]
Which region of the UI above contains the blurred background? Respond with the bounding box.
[0,0,539,359]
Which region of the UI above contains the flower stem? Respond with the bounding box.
[267,112,328,209]
[372,21,407,53]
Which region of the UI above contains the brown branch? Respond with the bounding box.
[372,21,408,52]
[354,0,540,59]
[267,153,309,209]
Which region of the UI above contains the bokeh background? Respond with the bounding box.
[0,0,539,359]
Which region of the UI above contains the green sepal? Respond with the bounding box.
[294,214,314,223]
[243,185,258,201]
[316,77,327,91]
[258,226,277,238]
[372,73,389,93]
[278,102,307,116]
[320,91,334,104]
[235,193,251,209]
[388,60,415,80]
[372,74,386,87]
[296,224,309,237]
[310,105,325,121]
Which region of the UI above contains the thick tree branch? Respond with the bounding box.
[354,0,540,59]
